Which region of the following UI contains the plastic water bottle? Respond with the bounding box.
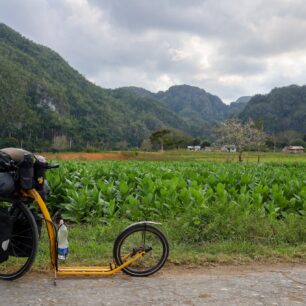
[57,219,69,260]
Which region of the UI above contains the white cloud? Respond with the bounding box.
[1,0,306,102]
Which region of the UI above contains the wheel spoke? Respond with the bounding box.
[0,201,38,280]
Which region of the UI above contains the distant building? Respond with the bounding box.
[221,145,237,153]
[187,146,201,151]
[203,146,213,151]
[282,146,304,153]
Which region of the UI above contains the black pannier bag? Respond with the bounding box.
[0,172,16,197]
[0,148,34,193]
[9,209,42,257]
[0,208,13,263]
[0,149,49,198]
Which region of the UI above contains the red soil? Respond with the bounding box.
[44,152,128,161]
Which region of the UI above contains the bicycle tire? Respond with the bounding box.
[0,201,38,281]
[113,223,169,277]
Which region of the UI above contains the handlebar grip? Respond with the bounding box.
[46,164,60,169]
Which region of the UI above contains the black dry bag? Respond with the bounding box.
[19,154,34,190]
[0,208,13,263]
[0,172,15,197]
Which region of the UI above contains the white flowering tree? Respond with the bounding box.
[216,119,267,162]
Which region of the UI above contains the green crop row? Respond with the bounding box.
[45,161,306,224]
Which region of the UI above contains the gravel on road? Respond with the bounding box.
[1,263,305,306]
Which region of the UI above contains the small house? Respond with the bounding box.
[187,146,201,151]
[203,146,213,151]
[221,145,237,153]
[282,146,304,153]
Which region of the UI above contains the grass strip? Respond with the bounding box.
[32,222,306,272]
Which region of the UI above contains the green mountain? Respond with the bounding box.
[0,23,189,150]
[155,85,228,123]
[227,96,251,117]
[239,85,306,135]
[122,85,248,136]
[119,86,155,99]
[233,96,252,104]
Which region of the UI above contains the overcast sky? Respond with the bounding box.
[1,0,306,102]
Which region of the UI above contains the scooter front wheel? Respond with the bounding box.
[113,223,169,277]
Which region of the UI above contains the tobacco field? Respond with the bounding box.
[43,161,306,243]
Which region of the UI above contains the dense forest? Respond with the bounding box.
[0,23,306,151]
[239,85,306,134]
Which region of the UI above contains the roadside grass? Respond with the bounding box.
[33,217,306,271]
[169,242,306,265]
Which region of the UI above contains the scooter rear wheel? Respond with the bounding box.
[0,201,38,281]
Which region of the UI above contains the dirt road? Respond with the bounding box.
[1,264,305,305]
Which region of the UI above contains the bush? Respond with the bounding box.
[290,139,306,147]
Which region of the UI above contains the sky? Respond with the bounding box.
[1,0,306,103]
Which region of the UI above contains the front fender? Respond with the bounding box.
[124,221,162,231]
